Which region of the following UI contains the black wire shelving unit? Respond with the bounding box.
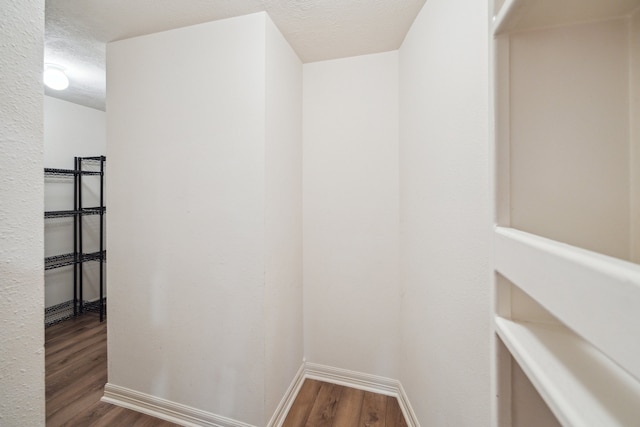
[44,156,106,325]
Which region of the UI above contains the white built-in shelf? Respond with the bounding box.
[494,227,640,383]
[492,0,640,423]
[494,0,640,35]
[495,317,640,427]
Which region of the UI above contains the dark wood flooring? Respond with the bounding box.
[45,313,179,426]
[46,314,408,426]
[283,379,408,427]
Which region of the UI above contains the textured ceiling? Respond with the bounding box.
[44,0,426,111]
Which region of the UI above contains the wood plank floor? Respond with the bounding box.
[45,313,180,426]
[283,379,408,427]
[47,314,408,426]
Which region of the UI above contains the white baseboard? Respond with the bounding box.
[102,363,420,427]
[266,362,306,427]
[304,362,398,396]
[303,362,420,427]
[101,383,256,427]
[396,381,421,427]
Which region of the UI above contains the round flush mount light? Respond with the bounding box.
[43,65,69,90]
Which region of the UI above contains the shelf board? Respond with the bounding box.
[45,210,76,219]
[82,250,106,263]
[78,170,102,176]
[44,168,103,177]
[44,207,106,218]
[495,317,640,427]
[45,250,106,270]
[494,0,640,35]
[81,207,106,215]
[45,253,76,270]
[494,227,640,383]
[44,168,76,177]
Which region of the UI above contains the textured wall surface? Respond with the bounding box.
[399,0,491,424]
[303,51,400,380]
[0,0,46,425]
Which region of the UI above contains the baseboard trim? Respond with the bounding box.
[396,381,421,427]
[303,362,420,427]
[304,362,398,396]
[102,383,256,427]
[266,362,306,427]
[102,363,420,427]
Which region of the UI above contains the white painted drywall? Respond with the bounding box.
[509,19,630,261]
[44,96,106,169]
[303,51,400,380]
[107,13,267,424]
[44,96,106,307]
[510,354,562,427]
[631,8,640,263]
[398,0,491,424]
[264,15,303,424]
[0,1,45,425]
[108,12,302,425]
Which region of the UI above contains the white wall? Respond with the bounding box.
[44,96,106,169]
[631,8,640,263]
[303,51,400,379]
[399,0,491,425]
[264,15,303,424]
[107,12,302,425]
[44,96,106,307]
[0,0,45,425]
[509,19,630,261]
[108,14,266,424]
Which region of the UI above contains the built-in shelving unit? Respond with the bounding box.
[44,156,106,325]
[495,317,640,427]
[491,0,640,425]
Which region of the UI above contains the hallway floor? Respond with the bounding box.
[45,313,179,426]
[46,314,407,426]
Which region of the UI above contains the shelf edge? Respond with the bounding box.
[493,0,526,35]
[495,317,640,427]
[494,226,640,382]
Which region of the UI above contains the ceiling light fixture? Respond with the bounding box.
[44,65,69,90]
